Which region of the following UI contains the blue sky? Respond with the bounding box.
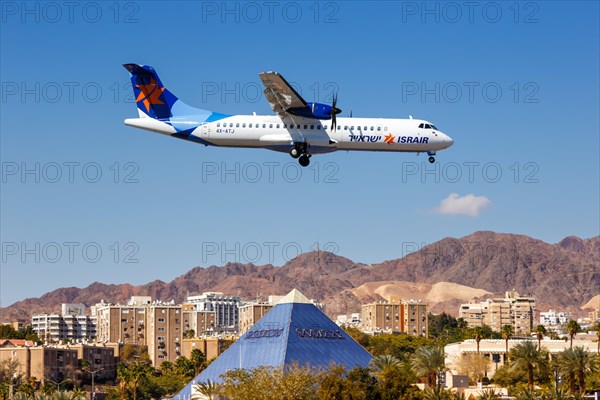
[1,1,598,307]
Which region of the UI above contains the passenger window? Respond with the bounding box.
[217,123,220,127]
[242,123,246,128]
[263,124,266,128]
[276,124,280,129]
[283,124,287,128]
[384,127,388,131]
[324,125,328,129]
[377,127,381,131]
[304,125,307,129]
[311,125,314,129]
[317,125,321,130]
[230,123,234,127]
[344,126,347,130]
[269,124,273,128]
[249,123,253,128]
[364,126,367,130]
[236,123,240,128]
[370,126,374,131]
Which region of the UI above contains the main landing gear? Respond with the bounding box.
[290,143,311,167]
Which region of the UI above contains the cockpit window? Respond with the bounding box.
[418,123,424,128]
[431,124,438,130]
[424,124,431,129]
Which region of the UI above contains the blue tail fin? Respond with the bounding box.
[123,64,181,120]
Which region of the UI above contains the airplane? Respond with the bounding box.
[123,64,453,167]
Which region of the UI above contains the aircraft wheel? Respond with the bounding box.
[299,155,310,167]
[428,156,435,163]
[290,147,301,159]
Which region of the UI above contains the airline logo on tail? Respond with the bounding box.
[124,63,177,120]
[135,77,165,113]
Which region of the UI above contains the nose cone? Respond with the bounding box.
[442,133,454,148]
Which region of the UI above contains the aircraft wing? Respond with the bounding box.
[259,72,307,117]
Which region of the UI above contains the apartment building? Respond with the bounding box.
[459,291,535,335]
[239,303,275,334]
[360,300,428,336]
[182,304,216,337]
[186,292,240,333]
[94,297,150,346]
[540,310,570,327]
[31,304,96,343]
[0,340,78,382]
[146,304,183,367]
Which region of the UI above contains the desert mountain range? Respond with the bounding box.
[1,231,598,322]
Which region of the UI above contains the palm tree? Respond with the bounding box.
[411,346,446,387]
[509,341,548,391]
[190,349,207,376]
[472,326,485,355]
[556,346,600,394]
[565,320,581,349]
[116,363,130,400]
[592,321,600,354]
[129,362,151,400]
[369,354,402,374]
[192,380,220,400]
[422,385,450,400]
[534,325,547,351]
[477,388,499,399]
[501,325,512,362]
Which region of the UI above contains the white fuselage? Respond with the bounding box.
[125,114,454,155]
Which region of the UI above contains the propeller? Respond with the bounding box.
[329,93,342,130]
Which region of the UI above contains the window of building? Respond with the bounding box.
[158,327,165,332]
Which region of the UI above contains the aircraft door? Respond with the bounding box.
[200,122,210,138]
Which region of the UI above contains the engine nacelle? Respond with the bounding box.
[287,102,341,120]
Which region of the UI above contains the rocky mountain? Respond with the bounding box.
[1,232,598,322]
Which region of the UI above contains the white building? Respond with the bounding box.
[540,309,570,326]
[186,292,240,333]
[32,304,96,343]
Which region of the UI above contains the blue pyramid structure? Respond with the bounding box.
[173,289,373,399]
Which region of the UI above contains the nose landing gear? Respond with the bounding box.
[427,151,436,163]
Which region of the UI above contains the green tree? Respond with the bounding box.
[411,346,446,387]
[556,346,600,394]
[509,341,548,391]
[129,362,152,400]
[472,326,485,355]
[369,355,402,375]
[591,321,600,354]
[501,325,512,362]
[190,349,207,376]
[175,356,195,378]
[422,385,450,400]
[192,380,220,400]
[565,320,581,349]
[534,325,547,351]
[117,363,130,400]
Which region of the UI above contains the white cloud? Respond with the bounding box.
[433,193,491,217]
